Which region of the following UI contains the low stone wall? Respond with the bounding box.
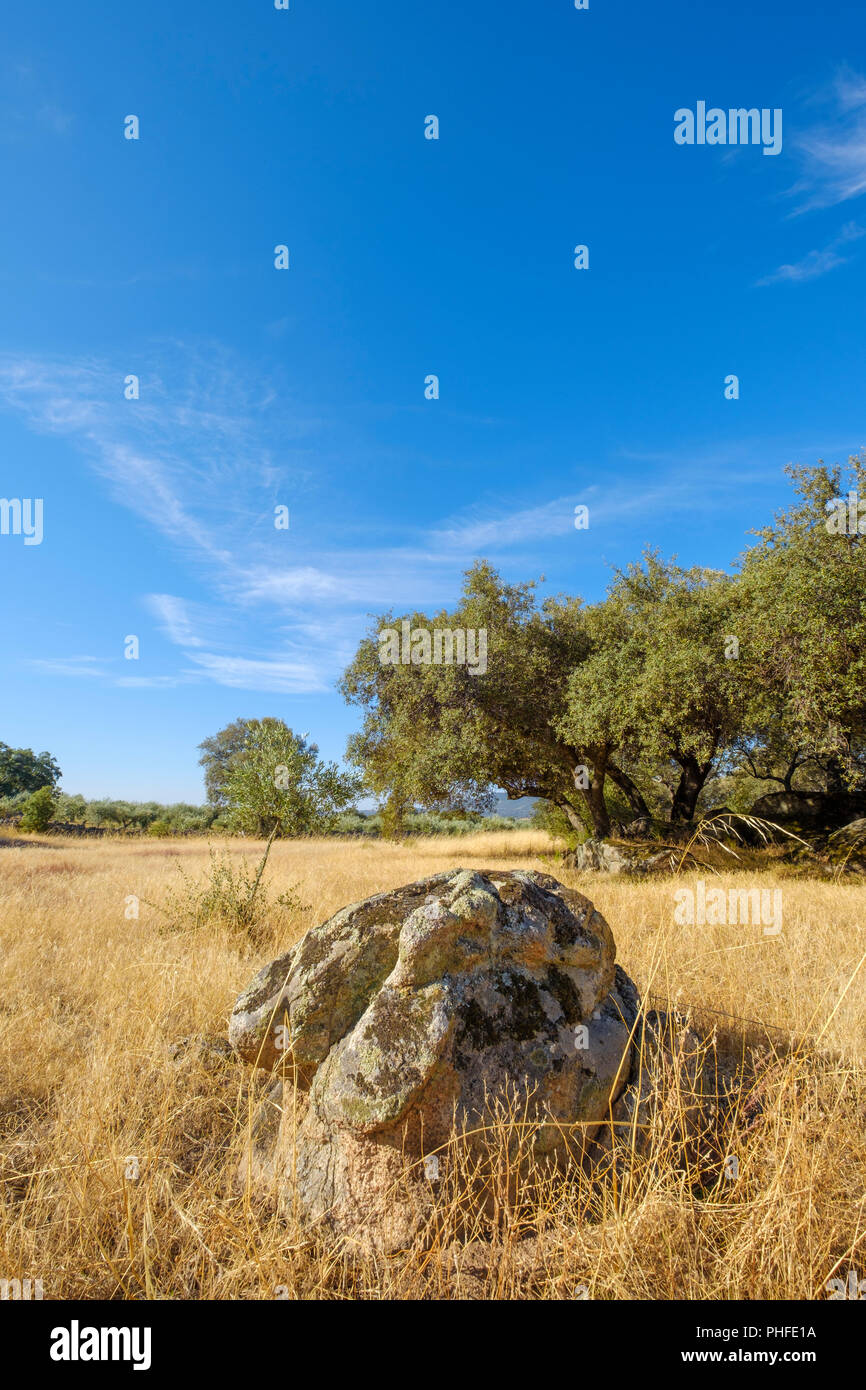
[0,817,108,837]
[46,822,108,837]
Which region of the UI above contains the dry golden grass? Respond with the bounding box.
[1,828,864,1300]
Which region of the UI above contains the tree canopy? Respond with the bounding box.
[0,744,61,798]
[341,460,866,838]
[341,561,648,838]
[735,458,866,795]
[200,717,360,836]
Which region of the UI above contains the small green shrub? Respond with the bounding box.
[19,786,57,833]
[149,832,308,946]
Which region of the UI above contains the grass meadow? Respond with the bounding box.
[1,828,864,1300]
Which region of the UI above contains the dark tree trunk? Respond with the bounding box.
[572,752,611,838]
[559,801,589,835]
[822,755,849,797]
[606,764,651,821]
[669,754,713,823]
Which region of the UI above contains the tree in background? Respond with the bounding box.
[20,785,57,832]
[197,718,251,810]
[340,561,650,839]
[0,744,61,798]
[341,463,865,840]
[54,793,88,824]
[203,717,360,837]
[560,555,748,824]
[736,458,866,798]
[86,800,147,833]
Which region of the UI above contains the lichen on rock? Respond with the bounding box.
[230,868,641,1248]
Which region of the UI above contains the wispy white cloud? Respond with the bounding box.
[431,498,576,551]
[237,553,470,609]
[141,591,339,693]
[0,345,814,696]
[185,652,331,695]
[757,246,846,285]
[428,466,762,554]
[834,70,866,113]
[790,69,866,213]
[756,221,865,285]
[27,648,331,696]
[28,656,107,678]
[0,60,75,144]
[115,673,199,689]
[0,346,339,694]
[144,594,208,648]
[0,347,313,567]
[0,357,229,564]
[36,104,74,135]
[239,566,360,603]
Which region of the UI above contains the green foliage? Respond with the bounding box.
[54,793,87,823]
[560,554,747,823]
[340,460,866,838]
[530,799,584,845]
[62,798,221,834]
[205,717,361,837]
[152,834,308,946]
[11,455,864,848]
[380,794,408,841]
[197,718,250,810]
[330,808,523,837]
[19,785,57,832]
[0,744,61,798]
[735,456,866,794]
[340,561,618,836]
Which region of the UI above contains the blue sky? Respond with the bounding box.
[1,0,865,802]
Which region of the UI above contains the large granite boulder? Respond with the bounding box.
[569,839,633,874]
[230,869,640,1247]
[751,789,866,829]
[829,817,866,848]
[565,839,680,876]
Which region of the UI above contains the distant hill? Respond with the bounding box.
[490,796,537,820]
